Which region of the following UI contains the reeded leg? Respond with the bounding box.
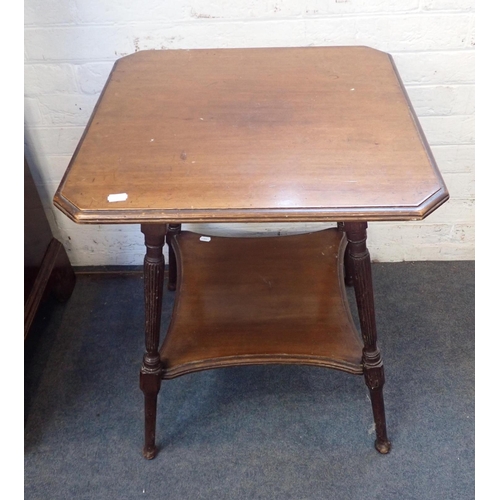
[140,224,167,459]
[166,224,181,291]
[344,222,391,454]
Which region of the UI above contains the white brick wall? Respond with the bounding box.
[24,1,475,265]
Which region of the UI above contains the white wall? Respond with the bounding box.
[24,1,475,265]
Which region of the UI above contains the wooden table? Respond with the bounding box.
[54,46,449,459]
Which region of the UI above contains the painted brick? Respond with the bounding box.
[25,0,429,28]
[72,0,184,25]
[24,98,43,126]
[24,65,38,96]
[37,94,99,126]
[75,62,114,94]
[385,242,473,261]
[442,172,475,199]
[424,198,474,224]
[419,115,474,145]
[421,0,475,11]
[304,13,474,52]
[392,51,475,85]
[24,25,138,61]
[25,0,78,26]
[407,85,474,116]
[368,222,473,261]
[162,19,311,50]
[25,126,85,158]
[369,222,454,246]
[24,22,309,61]
[450,223,474,244]
[182,0,420,20]
[25,155,72,186]
[24,13,474,63]
[430,145,474,173]
[24,63,78,96]
[44,1,424,26]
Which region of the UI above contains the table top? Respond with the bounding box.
[54,46,448,224]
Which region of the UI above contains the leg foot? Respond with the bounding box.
[364,352,390,455]
[375,439,391,454]
[143,447,157,460]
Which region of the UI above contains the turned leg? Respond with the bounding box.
[140,224,167,459]
[166,224,181,291]
[344,222,391,454]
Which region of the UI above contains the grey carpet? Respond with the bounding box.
[25,261,474,500]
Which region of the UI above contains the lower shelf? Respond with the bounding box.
[160,228,363,379]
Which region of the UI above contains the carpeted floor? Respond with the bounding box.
[25,261,474,500]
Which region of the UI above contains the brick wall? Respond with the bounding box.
[24,1,475,265]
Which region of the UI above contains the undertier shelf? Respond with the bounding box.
[160,228,363,379]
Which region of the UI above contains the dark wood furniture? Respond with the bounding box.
[54,47,448,458]
[25,158,75,339]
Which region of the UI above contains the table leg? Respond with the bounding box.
[344,222,391,454]
[166,224,181,291]
[140,224,167,459]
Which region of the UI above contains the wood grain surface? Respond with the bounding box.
[54,46,448,224]
[160,228,363,378]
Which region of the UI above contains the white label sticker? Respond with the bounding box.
[107,193,128,202]
[200,236,211,242]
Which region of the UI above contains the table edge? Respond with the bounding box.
[53,186,449,224]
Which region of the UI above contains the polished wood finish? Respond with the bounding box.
[53,46,451,458]
[54,47,448,224]
[160,229,363,379]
